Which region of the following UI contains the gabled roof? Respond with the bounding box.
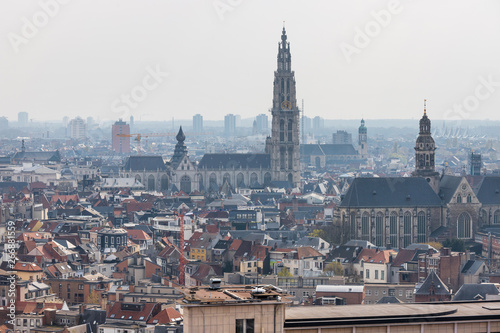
[198,153,270,169]
[461,260,485,275]
[127,229,152,241]
[452,283,499,301]
[123,156,167,171]
[340,177,441,208]
[376,296,402,304]
[107,302,158,322]
[415,271,450,296]
[476,176,500,205]
[438,175,463,203]
[365,250,395,264]
[296,246,324,259]
[14,262,42,272]
[392,249,419,267]
[147,307,182,324]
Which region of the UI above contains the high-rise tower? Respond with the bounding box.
[413,100,439,192]
[358,119,368,158]
[265,26,300,186]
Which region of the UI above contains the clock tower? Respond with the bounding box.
[265,26,300,186]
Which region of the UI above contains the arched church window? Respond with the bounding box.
[457,212,471,239]
[417,212,426,243]
[467,194,472,203]
[389,212,398,248]
[361,212,369,241]
[180,175,191,194]
[264,172,271,186]
[375,213,383,246]
[237,173,244,187]
[403,212,412,248]
[147,175,155,191]
[280,120,285,142]
[250,173,258,187]
[223,173,231,186]
[494,210,500,224]
[457,194,462,203]
[288,119,293,142]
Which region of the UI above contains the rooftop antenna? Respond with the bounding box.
[424,99,427,116]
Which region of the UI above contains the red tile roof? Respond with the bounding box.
[107,302,159,322]
[147,307,182,324]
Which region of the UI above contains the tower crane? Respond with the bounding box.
[116,131,214,156]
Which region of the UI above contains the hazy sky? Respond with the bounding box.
[2,0,500,123]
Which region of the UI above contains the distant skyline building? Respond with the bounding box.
[129,115,134,132]
[358,119,367,158]
[469,151,482,176]
[255,114,269,133]
[0,117,8,130]
[112,119,130,154]
[193,114,203,133]
[333,130,352,145]
[18,112,28,126]
[67,117,87,140]
[224,114,236,136]
[313,116,324,131]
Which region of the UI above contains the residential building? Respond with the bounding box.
[111,119,130,154]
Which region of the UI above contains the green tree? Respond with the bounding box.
[278,267,292,277]
[324,262,344,276]
[442,238,465,252]
[88,289,100,304]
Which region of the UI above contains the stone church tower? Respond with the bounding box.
[265,27,300,186]
[413,99,440,192]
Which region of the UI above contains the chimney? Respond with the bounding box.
[440,247,451,256]
[44,308,56,326]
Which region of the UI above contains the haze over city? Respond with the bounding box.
[2,0,500,122]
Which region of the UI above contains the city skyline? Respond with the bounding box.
[2,0,500,122]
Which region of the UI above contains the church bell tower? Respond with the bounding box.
[265,26,300,186]
[413,99,440,192]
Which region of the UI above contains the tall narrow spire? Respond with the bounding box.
[424,99,427,116]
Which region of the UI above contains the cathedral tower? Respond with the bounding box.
[265,26,300,186]
[358,119,368,158]
[413,100,440,192]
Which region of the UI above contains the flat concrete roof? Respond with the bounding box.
[285,301,500,328]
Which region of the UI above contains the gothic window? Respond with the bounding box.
[315,157,321,169]
[147,175,155,191]
[288,148,293,170]
[180,175,191,194]
[457,194,462,203]
[403,212,412,248]
[389,212,398,248]
[361,212,370,241]
[264,172,271,186]
[223,173,231,186]
[467,194,472,203]
[209,173,217,188]
[350,212,356,240]
[135,175,141,183]
[280,149,285,170]
[237,173,245,187]
[375,213,384,246]
[457,212,471,239]
[250,173,258,187]
[161,174,168,191]
[417,212,426,243]
[494,210,500,224]
[280,119,285,142]
[288,119,293,142]
[288,173,293,184]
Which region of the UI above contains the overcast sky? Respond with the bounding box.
[1,0,500,123]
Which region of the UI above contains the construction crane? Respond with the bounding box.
[116,133,170,156]
[116,131,214,156]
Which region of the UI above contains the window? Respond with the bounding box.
[236,319,255,333]
[389,212,398,248]
[403,212,412,248]
[467,194,472,203]
[417,211,426,243]
[399,290,403,297]
[375,270,379,280]
[375,213,384,246]
[458,212,471,239]
[494,210,500,224]
[457,194,462,203]
[361,212,370,241]
[381,270,385,280]
[374,290,379,296]
[389,289,395,296]
[406,290,412,299]
[366,269,370,279]
[303,291,309,297]
[366,289,371,296]
[78,284,83,290]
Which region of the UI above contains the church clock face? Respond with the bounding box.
[281,100,292,110]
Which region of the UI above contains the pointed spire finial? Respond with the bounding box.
[424,99,427,116]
